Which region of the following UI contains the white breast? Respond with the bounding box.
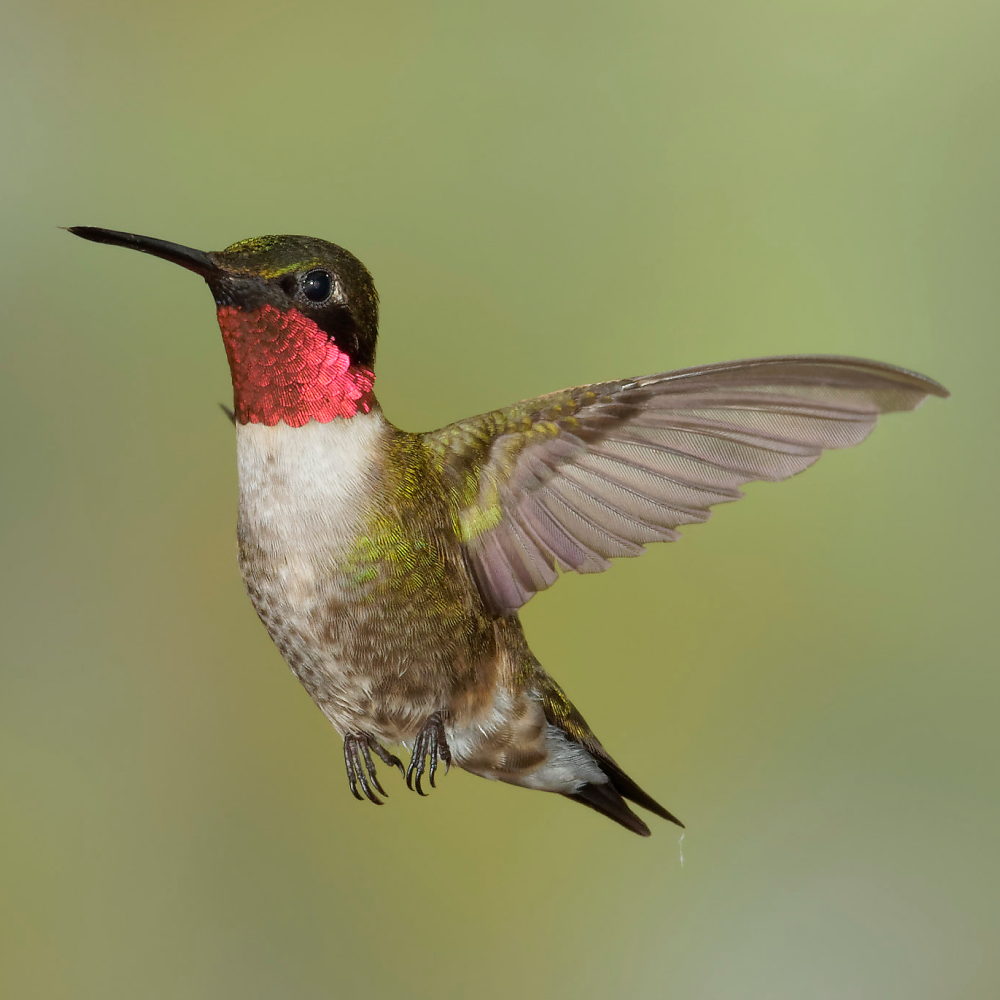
[235,413,387,606]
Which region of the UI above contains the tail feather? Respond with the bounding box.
[595,752,685,829]
[568,781,652,837]
[537,667,684,836]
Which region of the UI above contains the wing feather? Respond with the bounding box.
[424,355,947,614]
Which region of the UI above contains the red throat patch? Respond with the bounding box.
[216,304,375,426]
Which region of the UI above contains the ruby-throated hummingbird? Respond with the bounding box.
[70,227,948,836]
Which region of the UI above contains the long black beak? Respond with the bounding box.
[68,227,223,278]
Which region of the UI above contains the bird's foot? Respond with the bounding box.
[406,713,452,796]
[343,734,405,805]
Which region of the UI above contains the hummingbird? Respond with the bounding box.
[70,226,948,836]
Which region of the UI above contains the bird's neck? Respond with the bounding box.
[216,303,376,427]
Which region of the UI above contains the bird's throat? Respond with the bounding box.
[216,304,375,427]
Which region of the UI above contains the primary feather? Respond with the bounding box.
[426,356,947,614]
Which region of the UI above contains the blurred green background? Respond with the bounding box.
[2,1,997,997]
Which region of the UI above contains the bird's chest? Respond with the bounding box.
[235,416,386,644]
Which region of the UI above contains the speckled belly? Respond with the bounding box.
[238,518,459,740]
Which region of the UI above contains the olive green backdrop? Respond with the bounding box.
[2,1,997,998]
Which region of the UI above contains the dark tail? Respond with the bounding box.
[566,751,684,837]
[537,669,684,837]
[569,780,653,836]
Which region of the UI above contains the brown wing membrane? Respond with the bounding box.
[426,356,948,615]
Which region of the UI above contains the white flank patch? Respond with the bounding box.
[515,724,605,792]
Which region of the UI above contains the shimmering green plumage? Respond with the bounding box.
[425,386,600,542]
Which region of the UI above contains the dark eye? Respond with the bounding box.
[301,269,334,303]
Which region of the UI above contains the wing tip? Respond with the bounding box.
[645,354,950,402]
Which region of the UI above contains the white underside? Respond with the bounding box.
[236,414,385,552]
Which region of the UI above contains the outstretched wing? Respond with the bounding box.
[424,356,948,615]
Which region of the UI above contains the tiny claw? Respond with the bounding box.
[346,768,364,801]
[369,738,405,777]
[356,764,383,805]
[404,713,451,798]
[344,741,361,800]
[438,730,452,773]
[405,752,421,793]
[360,742,388,798]
[344,734,399,805]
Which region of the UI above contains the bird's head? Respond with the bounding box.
[71,228,379,426]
